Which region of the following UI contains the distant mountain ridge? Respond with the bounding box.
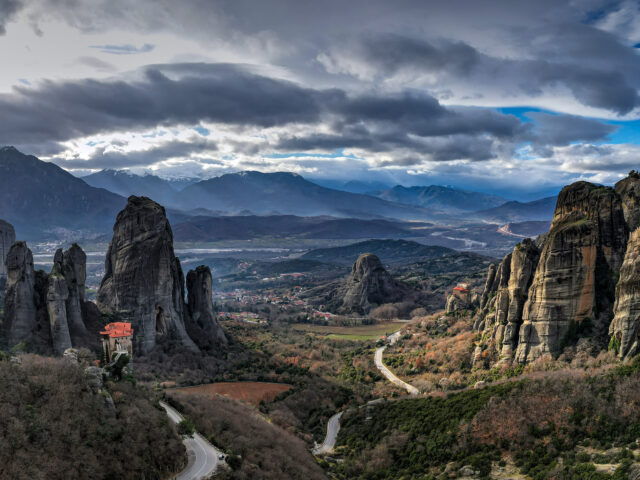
[372,185,508,212]
[174,171,442,220]
[475,196,557,222]
[0,147,126,237]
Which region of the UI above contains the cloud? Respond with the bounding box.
[0,0,22,34]
[89,43,155,55]
[0,63,342,147]
[319,31,640,115]
[52,138,217,170]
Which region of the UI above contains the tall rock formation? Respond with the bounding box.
[609,228,640,358]
[0,219,15,284]
[615,172,640,232]
[185,266,227,349]
[500,239,540,357]
[340,253,407,313]
[46,252,72,355]
[61,244,88,339]
[3,241,38,347]
[97,196,197,355]
[515,182,627,363]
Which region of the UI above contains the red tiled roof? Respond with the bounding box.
[453,286,469,292]
[101,322,134,338]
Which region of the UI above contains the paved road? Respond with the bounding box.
[375,332,420,396]
[160,401,224,480]
[312,411,343,455]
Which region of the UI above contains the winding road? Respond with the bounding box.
[374,332,420,396]
[314,329,421,456]
[313,411,343,455]
[160,401,225,480]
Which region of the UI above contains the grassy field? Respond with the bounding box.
[292,322,404,341]
[171,381,292,405]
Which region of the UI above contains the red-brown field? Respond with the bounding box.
[172,381,292,405]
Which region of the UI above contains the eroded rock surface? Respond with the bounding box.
[610,228,640,358]
[46,255,72,354]
[4,241,38,347]
[97,196,197,354]
[340,253,407,313]
[515,182,627,363]
[185,265,227,349]
[0,219,15,284]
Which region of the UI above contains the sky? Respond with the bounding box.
[0,0,640,199]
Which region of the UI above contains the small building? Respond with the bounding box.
[101,322,134,363]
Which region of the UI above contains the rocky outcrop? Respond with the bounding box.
[609,228,640,358]
[340,253,407,313]
[62,244,87,339]
[0,219,15,284]
[47,254,72,355]
[515,182,627,363]
[479,264,496,309]
[3,241,96,354]
[97,196,197,355]
[500,239,539,357]
[615,172,640,232]
[473,253,511,335]
[185,266,227,349]
[3,241,38,347]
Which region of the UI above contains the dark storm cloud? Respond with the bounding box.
[0,63,343,147]
[0,0,22,34]
[0,60,621,163]
[525,112,617,145]
[336,32,640,115]
[52,139,217,169]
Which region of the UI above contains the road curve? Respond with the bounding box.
[375,332,420,396]
[312,411,343,455]
[160,401,224,480]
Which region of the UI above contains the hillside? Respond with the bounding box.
[0,354,184,480]
[301,239,454,265]
[372,185,507,212]
[474,195,557,222]
[0,147,126,238]
[174,171,442,220]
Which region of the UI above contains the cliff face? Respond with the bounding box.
[3,241,38,347]
[514,182,627,363]
[97,196,197,355]
[340,253,407,313]
[501,240,540,357]
[0,219,15,284]
[615,173,640,232]
[62,244,87,339]
[185,266,227,349]
[609,228,640,358]
[47,253,72,355]
[3,241,97,354]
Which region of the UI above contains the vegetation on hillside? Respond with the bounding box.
[0,354,184,480]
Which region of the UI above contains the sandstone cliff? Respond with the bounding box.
[3,241,38,347]
[615,172,640,232]
[3,241,98,354]
[62,244,87,340]
[515,182,627,363]
[47,253,72,355]
[97,196,197,355]
[185,265,227,349]
[0,219,15,285]
[609,228,640,358]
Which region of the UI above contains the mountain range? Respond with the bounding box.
[0,147,559,241]
[370,185,508,212]
[0,147,126,237]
